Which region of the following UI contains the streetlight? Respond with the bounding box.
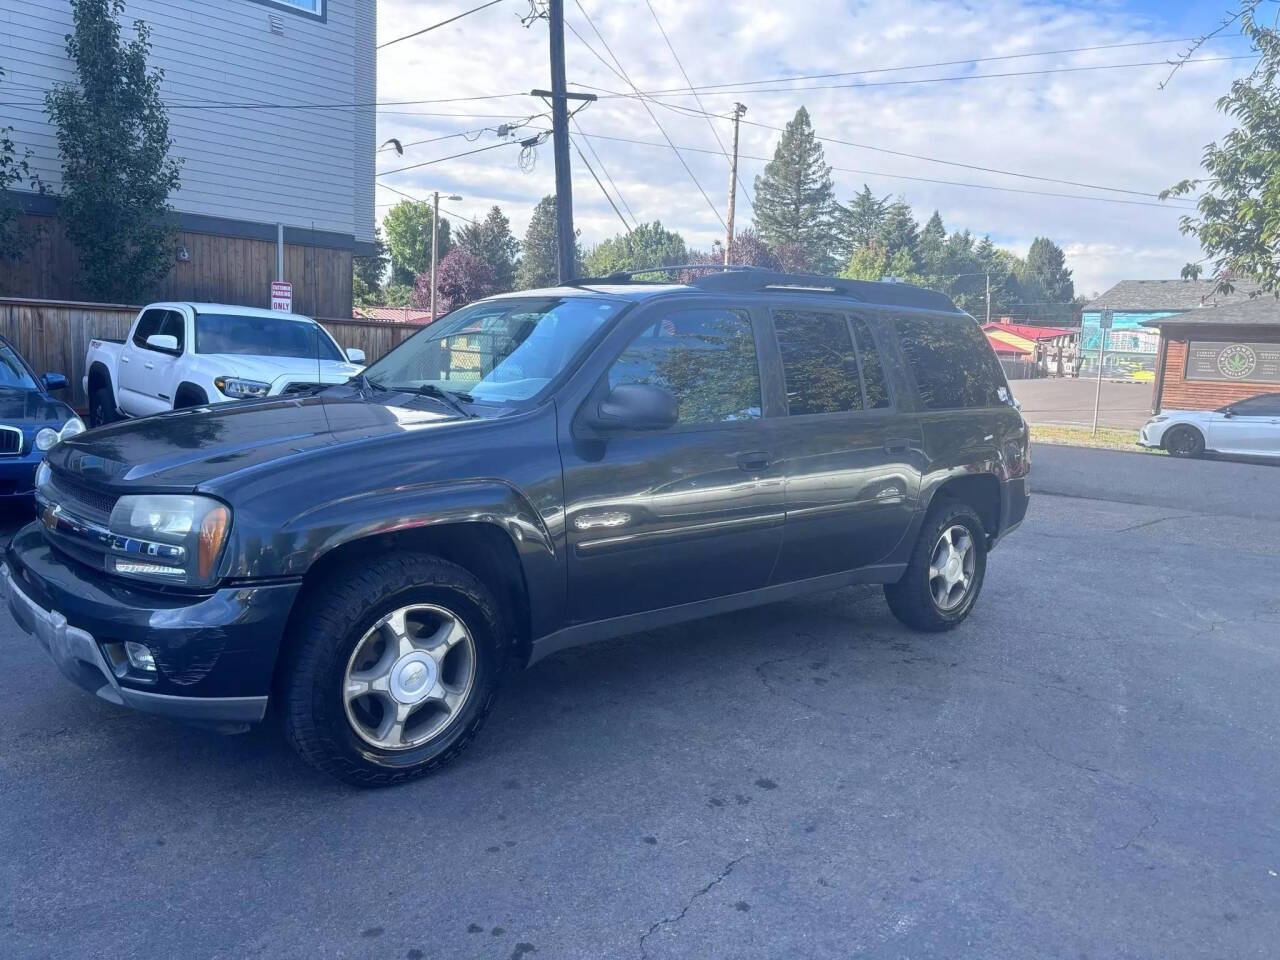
[430,191,463,321]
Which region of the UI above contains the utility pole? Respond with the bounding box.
[724,102,746,265]
[548,0,575,282]
[429,190,462,321]
[985,271,991,324]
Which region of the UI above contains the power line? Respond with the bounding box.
[376,134,548,177]
[378,0,506,50]
[568,0,726,230]
[591,36,1241,96]
[374,183,480,224]
[642,0,754,215]
[558,128,1195,209]
[587,84,1191,200]
[584,54,1257,100]
[570,115,638,226]
[570,134,634,233]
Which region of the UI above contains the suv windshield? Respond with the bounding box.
[195,312,343,361]
[365,296,624,403]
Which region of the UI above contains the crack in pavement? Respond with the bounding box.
[638,853,750,959]
[1115,513,1200,533]
[1033,740,1162,854]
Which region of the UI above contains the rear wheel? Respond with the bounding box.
[89,387,117,428]
[280,553,507,787]
[1163,425,1204,458]
[884,501,988,632]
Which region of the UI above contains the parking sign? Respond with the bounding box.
[271,281,293,312]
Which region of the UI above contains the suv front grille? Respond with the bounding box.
[48,469,119,524]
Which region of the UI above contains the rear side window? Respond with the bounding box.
[773,310,862,415]
[607,307,761,425]
[850,315,891,409]
[893,315,1005,410]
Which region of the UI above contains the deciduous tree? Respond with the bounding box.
[384,200,450,286]
[584,220,687,277]
[414,247,495,314]
[44,0,182,301]
[0,66,44,262]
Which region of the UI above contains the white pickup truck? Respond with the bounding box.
[85,302,366,425]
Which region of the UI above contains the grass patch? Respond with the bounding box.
[1029,423,1164,454]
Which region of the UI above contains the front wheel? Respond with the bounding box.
[1163,425,1204,458]
[884,501,988,632]
[280,553,507,786]
[89,387,117,428]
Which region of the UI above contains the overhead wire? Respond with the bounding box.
[567,0,726,230]
[376,134,548,177]
[378,0,506,50]
[642,0,754,214]
[570,134,634,233]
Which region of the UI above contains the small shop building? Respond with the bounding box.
[981,320,1077,379]
[1143,296,1280,412]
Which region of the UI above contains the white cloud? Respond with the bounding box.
[375,0,1244,292]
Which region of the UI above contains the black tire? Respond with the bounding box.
[884,500,988,632]
[1163,425,1204,458]
[89,387,117,428]
[279,553,508,787]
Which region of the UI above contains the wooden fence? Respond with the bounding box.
[0,297,426,410]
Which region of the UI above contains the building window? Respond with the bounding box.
[251,0,325,21]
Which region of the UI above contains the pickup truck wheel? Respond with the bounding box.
[280,553,506,787]
[884,501,987,632]
[89,387,117,427]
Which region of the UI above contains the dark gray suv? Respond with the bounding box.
[3,269,1029,785]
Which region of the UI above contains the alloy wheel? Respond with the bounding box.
[342,604,476,751]
[928,524,976,612]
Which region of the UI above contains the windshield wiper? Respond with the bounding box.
[389,383,475,417]
[348,371,387,396]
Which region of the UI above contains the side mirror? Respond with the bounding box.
[1223,408,1235,418]
[346,347,366,364]
[145,333,179,353]
[584,383,678,431]
[41,372,68,392]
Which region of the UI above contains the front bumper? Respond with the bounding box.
[3,523,300,727]
[1137,423,1162,448]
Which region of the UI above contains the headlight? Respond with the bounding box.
[35,416,87,451]
[106,494,232,586]
[35,459,51,494]
[215,377,271,399]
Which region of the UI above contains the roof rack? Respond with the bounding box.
[564,264,762,287]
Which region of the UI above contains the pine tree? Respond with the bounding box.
[514,196,580,289]
[835,184,889,259]
[1022,236,1074,303]
[457,205,519,293]
[877,200,920,262]
[752,107,838,272]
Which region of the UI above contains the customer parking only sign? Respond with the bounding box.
[271,281,293,312]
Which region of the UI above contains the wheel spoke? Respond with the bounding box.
[428,682,466,715]
[375,700,415,748]
[424,616,468,658]
[381,608,417,657]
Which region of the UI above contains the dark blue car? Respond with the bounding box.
[0,336,83,502]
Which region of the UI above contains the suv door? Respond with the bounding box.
[118,308,186,416]
[560,300,784,624]
[767,306,924,582]
[1209,393,1280,455]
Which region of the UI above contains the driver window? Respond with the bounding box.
[606,308,761,425]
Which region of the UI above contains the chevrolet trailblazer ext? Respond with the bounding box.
[3,270,1029,786]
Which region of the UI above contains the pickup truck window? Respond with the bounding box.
[365,296,623,403]
[607,308,760,424]
[131,309,167,348]
[195,313,342,361]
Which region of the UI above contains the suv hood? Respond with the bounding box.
[201,353,364,387]
[49,389,470,489]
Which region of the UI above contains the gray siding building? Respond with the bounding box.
[0,0,375,317]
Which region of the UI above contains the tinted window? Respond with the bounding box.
[158,310,185,352]
[850,315,891,409]
[195,313,342,361]
[608,308,760,424]
[773,310,862,415]
[132,309,166,348]
[893,315,1005,410]
[1232,394,1280,415]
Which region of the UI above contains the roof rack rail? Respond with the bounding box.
[690,270,961,312]
[564,263,762,287]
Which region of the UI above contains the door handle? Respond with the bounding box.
[883,438,911,453]
[120,356,130,364]
[737,451,771,471]
[144,362,155,370]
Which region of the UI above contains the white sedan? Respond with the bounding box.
[1138,392,1280,458]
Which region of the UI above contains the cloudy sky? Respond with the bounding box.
[374,0,1259,298]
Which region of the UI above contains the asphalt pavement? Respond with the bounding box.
[2,448,1279,960]
[1011,378,1155,429]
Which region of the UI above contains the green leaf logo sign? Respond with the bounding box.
[1216,344,1258,380]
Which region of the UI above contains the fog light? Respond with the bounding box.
[125,641,157,673]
